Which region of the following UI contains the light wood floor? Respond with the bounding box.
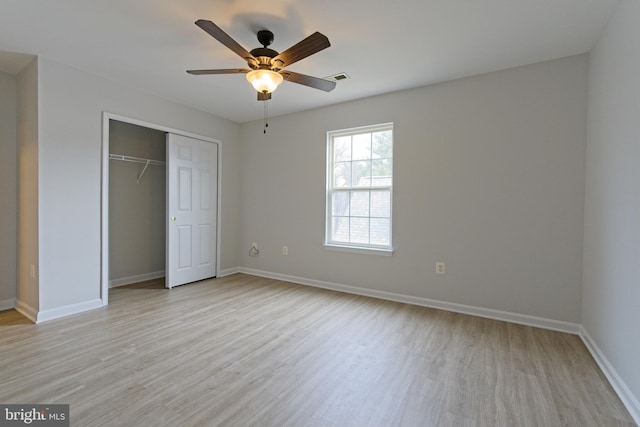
[0,274,635,426]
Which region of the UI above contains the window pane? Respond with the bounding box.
[332,217,349,242]
[350,191,370,216]
[334,162,351,187]
[352,160,372,187]
[334,136,351,162]
[350,217,370,244]
[332,191,350,216]
[370,190,390,217]
[370,218,390,245]
[372,131,392,159]
[352,133,372,160]
[372,159,392,185]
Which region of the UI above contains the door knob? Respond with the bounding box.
[170,216,176,222]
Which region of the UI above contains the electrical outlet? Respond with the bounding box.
[282,246,288,255]
[249,242,259,257]
[436,262,445,275]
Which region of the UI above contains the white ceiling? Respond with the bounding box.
[0,0,619,123]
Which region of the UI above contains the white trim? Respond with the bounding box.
[329,122,395,137]
[237,268,580,334]
[101,113,109,305]
[0,298,16,311]
[36,299,103,323]
[108,271,165,288]
[579,326,640,425]
[218,267,240,278]
[15,300,38,323]
[324,244,394,256]
[325,123,394,253]
[101,112,223,306]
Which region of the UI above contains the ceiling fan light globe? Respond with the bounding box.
[246,69,283,93]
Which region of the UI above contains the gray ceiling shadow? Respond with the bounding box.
[228,6,307,51]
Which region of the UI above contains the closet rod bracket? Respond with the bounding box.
[136,160,151,184]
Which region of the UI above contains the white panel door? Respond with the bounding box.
[166,133,217,288]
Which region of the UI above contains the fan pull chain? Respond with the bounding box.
[263,99,269,134]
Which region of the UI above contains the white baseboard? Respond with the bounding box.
[579,326,640,425]
[237,268,580,334]
[36,299,104,323]
[109,271,165,288]
[15,300,38,323]
[0,298,16,311]
[218,267,240,278]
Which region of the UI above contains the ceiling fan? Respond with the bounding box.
[187,20,336,101]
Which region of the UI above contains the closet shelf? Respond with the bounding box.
[109,153,166,183]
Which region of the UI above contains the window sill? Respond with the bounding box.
[323,244,394,256]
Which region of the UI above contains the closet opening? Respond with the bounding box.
[101,113,222,304]
[108,120,167,290]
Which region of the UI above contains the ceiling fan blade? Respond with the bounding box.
[273,32,330,68]
[187,68,251,75]
[280,71,336,92]
[195,20,256,63]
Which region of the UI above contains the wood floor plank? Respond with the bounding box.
[0,274,635,426]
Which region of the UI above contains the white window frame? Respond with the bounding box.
[325,122,394,255]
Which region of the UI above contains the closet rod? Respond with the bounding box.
[108,153,165,166]
[109,153,166,183]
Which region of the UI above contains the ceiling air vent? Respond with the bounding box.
[326,73,350,82]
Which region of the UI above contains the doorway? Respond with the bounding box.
[101,113,222,305]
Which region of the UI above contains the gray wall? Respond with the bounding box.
[0,71,17,307]
[583,0,640,415]
[34,56,241,311]
[239,54,588,323]
[108,120,166,283]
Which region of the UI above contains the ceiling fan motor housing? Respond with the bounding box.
[249,47,279,67]
[250,30,285,70]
